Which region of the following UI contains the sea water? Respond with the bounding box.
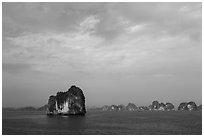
[2,110,202,135]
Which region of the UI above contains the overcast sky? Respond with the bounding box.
[2,2,202,108]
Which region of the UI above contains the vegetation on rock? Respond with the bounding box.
[47,85,86,115]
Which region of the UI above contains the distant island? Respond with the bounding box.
[99,101,201,112]
[2,85,202,113]
[3,102,202,112]
[2,105,48,111]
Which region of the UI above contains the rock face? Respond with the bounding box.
[178,102,188,110]
[109,105,119,111]
[118,104,126,111]
[100,101,176,112]
[99,101,199,112]
[152,101,160,110]
[178,101,197,111]
[165,103,175,111]
[138,106,149,111]
[187,101,197,111]
[150,101,175,111]
[197,105,202,110]
[47,85,86,115]
[158,103,166,111]
[126,103,138,111]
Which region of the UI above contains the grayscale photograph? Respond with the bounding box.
[2,2,202,135]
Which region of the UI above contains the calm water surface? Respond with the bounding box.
[2,110,202,135]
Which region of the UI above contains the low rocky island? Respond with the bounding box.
[100,100,200,112]
[178,101,198,111]
[46,85,86,115]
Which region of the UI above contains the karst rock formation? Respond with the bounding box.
[178,101,197,111]
[47,85,86,115]
[150,101,175,111]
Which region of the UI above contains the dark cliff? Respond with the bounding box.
[47,85,86,115]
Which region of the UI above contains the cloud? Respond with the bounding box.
[3,3,201,81]
[3,3,201,41]
[2,2,202,107]
[3,15,104,73]
[2,63,32,74]
[2,3,106,36]
[78,15,100,33]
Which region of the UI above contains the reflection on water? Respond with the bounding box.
[44,115,86,132]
